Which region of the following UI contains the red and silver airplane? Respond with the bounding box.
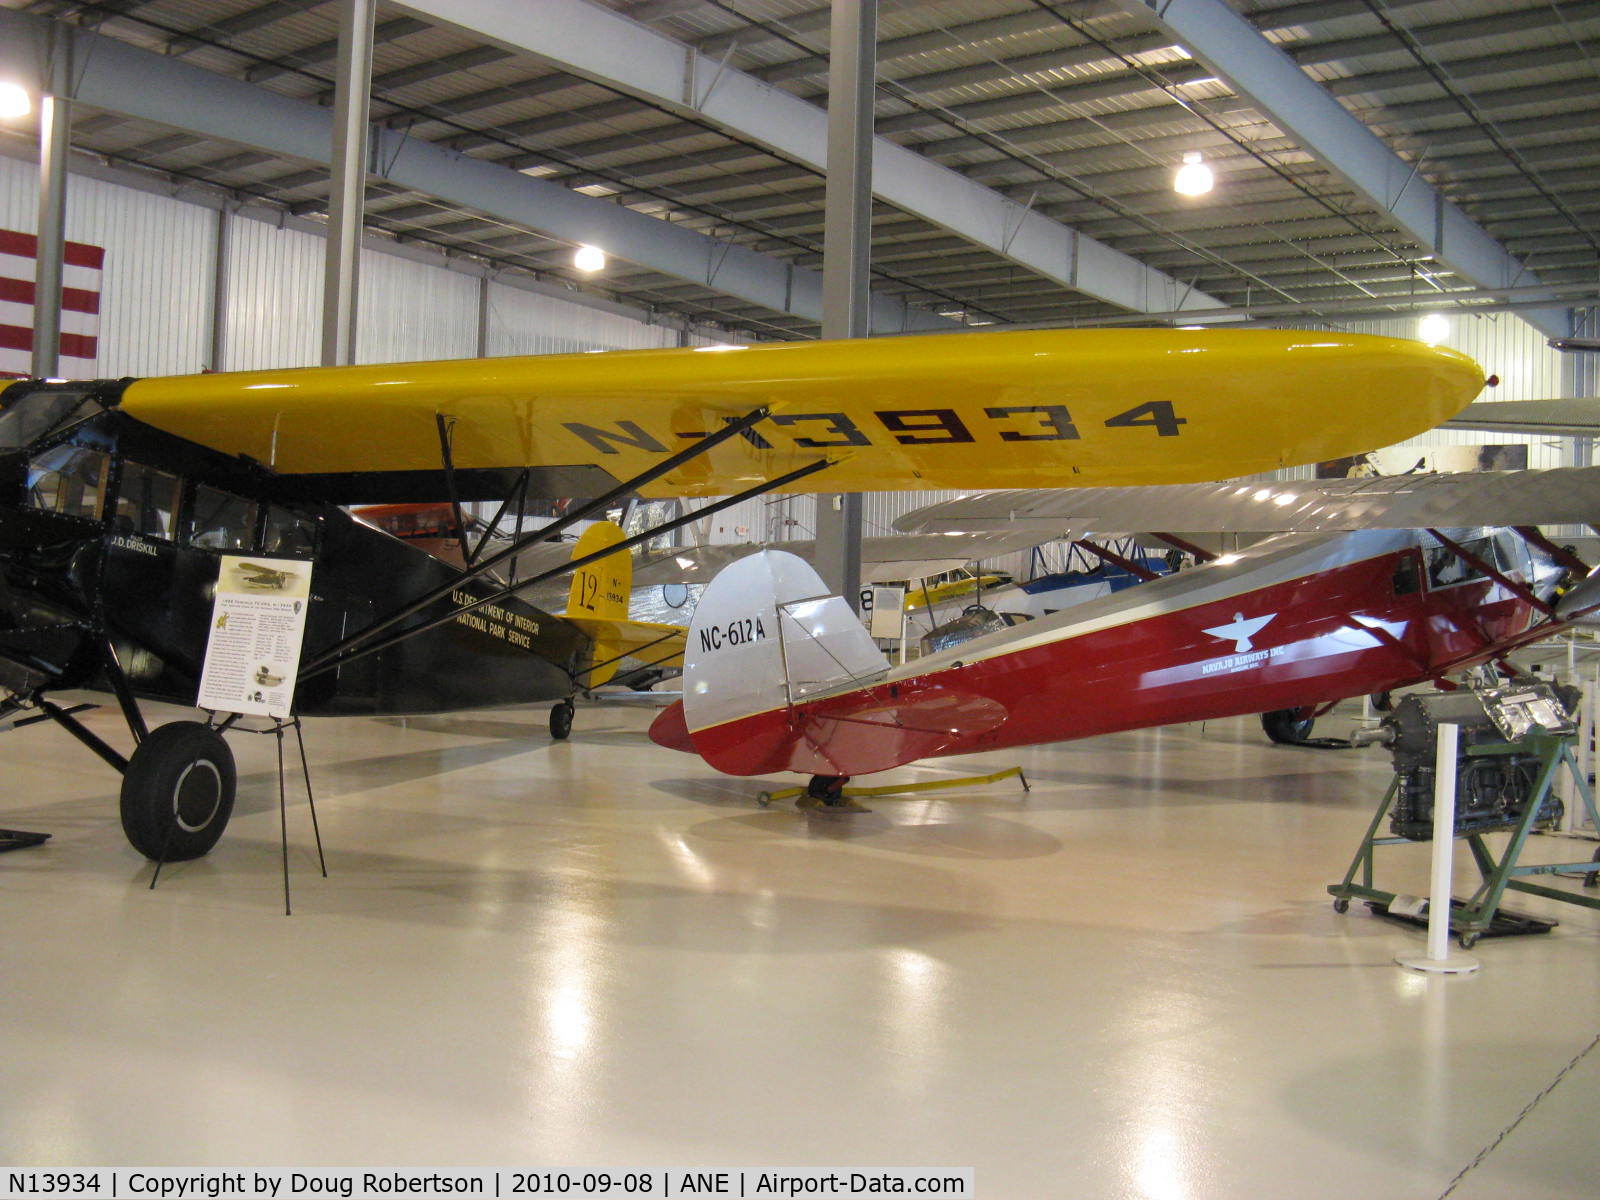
[648,468,1600,803]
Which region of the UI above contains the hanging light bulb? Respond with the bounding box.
[573,243,606,273]
[0,82,32,121]
[1418,313,1450,345]
[1173,151,1214,197]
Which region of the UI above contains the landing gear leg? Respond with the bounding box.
[549,698,575,740]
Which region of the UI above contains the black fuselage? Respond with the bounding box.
[0,380,589,716]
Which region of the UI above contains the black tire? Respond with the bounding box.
[1333,897,1350,914]
[1261,708,1315,744]
[1460,933,1480,951]
[119,721,236,861]
[1370,691,1395,712]
[806,775,849,802]
[549,700,574,740]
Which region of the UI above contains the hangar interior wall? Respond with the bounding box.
[0,153,688,378]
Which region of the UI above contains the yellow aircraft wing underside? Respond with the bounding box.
[117,329,1484,498]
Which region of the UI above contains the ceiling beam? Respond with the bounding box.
[388,0,1226,317]
[0,8,948,336]
[1137,0,1572,337]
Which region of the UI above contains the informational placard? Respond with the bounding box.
[867,585,906,640]
[196,556,313,719]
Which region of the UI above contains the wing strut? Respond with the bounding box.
[435,414,472,561]
[301,406,774,676]
[1151,532,1216,564]
[472,469,531,567]
[1072,539,1160,582]
[301,452,833,684]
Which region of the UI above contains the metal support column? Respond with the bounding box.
[320,0,375,367]
[207,206,231,373]
[812,0,875,608]
[475,273,491,358]
[31,28,72,379]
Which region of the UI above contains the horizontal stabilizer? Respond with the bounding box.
[564,616,685,671]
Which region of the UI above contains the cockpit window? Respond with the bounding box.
[24,444,107,520]
[263,505,317,557]
[0,387,98,451]
[1424,536,1503,590]
[114,462,182,540]
[187,485,258,551]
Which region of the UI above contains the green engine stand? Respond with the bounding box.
[1329,733,1600,949]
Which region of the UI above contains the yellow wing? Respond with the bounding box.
[116,329,1482,497]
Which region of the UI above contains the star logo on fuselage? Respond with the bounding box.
[1203,611,1276,654]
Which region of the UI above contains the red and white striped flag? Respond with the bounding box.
[0,228,104,379]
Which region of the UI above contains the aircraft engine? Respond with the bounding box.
[1376,684,1573,840]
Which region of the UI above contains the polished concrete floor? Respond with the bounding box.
[2,698,1598,1198]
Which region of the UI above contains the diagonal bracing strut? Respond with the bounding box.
[302,406,775,676]
[300,453,833,684]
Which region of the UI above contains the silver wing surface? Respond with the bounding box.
[1442,399,1600,438]
[894,466,1600,536]
[634,531,1048,587]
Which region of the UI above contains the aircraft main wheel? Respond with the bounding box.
[119,721,236,861]
[1371,690,1395,712]
[1261,708,1315,745]
[549,699,575,740]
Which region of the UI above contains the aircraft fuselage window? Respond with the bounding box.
[263,505,317,557]
[1424,537,1499,590]
[187,485,258,551]
[0,388,94,451]
[24,444,108,520]
[115,462,182,540]
[1393,552,1422,596]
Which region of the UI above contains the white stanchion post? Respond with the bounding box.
[1397,721,1481,974]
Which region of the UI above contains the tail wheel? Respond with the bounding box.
[549,699,575,740]
[1261,708,1316,745]
[805,775,850,802]
[119,721,236,861]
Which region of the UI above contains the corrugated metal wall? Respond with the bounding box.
[483,281,676,356]
[1,156,214,377]
[222,215,322,372]
[1307,313,1573,469]
[358,245,478,364]
[0,154,688,376]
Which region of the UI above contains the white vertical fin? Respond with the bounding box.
[683,550,885,733]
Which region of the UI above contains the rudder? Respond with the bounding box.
[568,521,631,685]
[681,550,886,774]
